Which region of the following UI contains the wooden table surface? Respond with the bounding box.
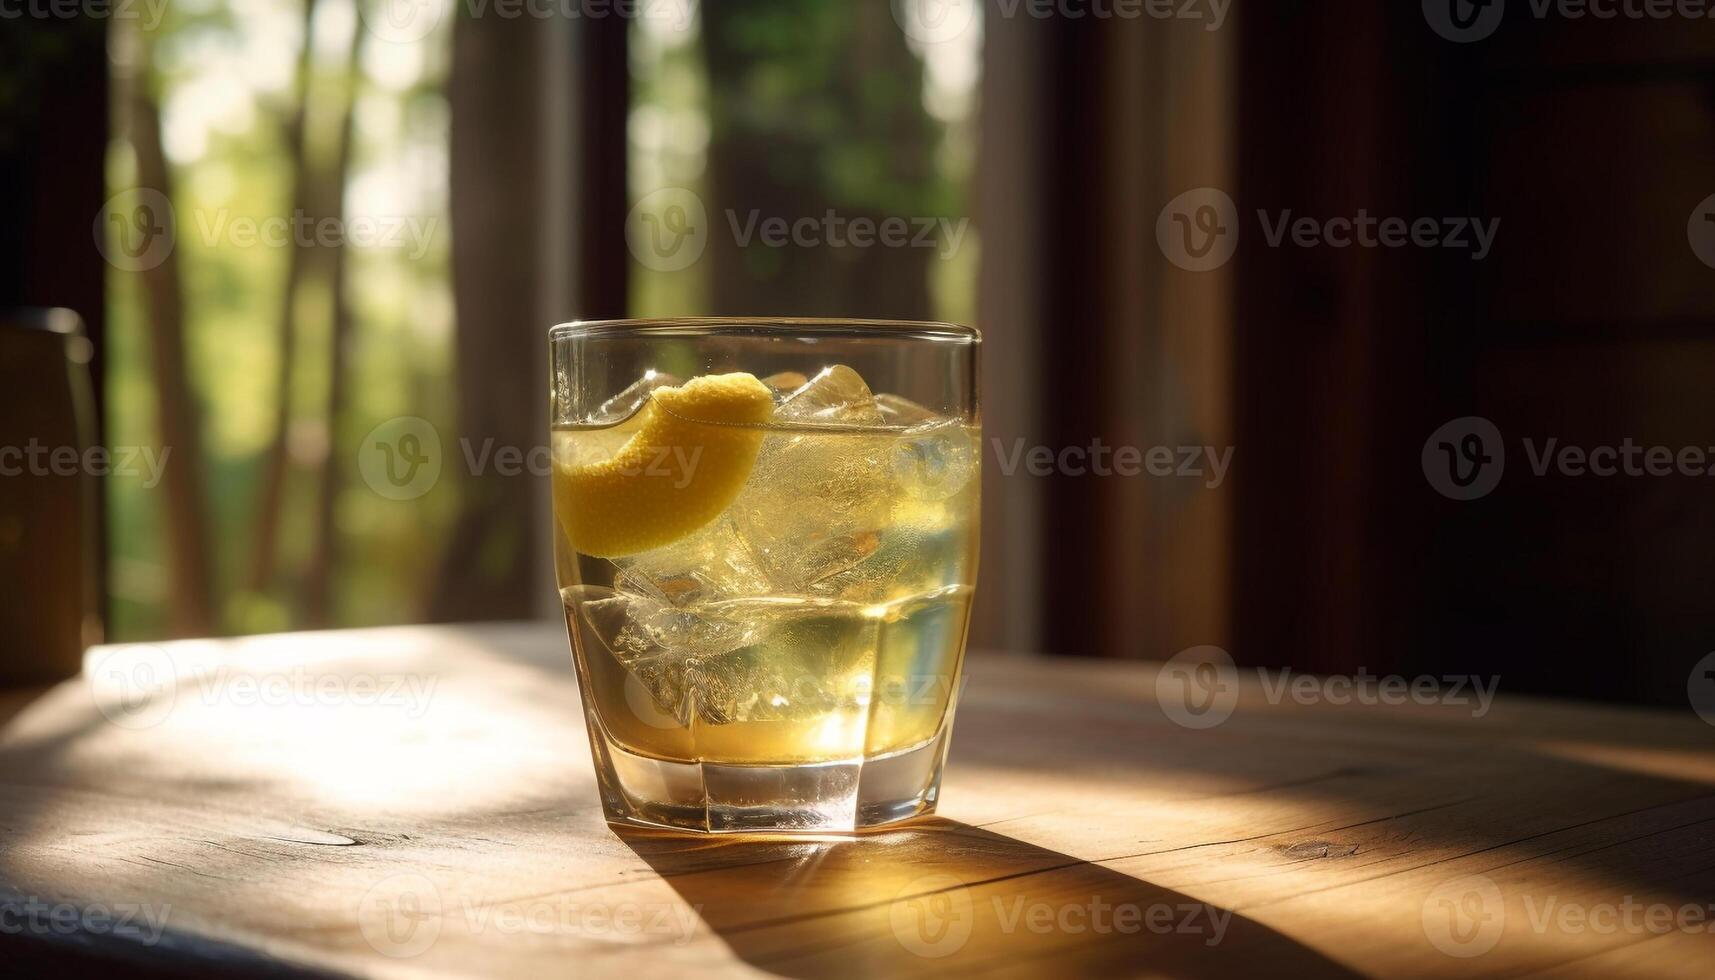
[2,623,1712,978]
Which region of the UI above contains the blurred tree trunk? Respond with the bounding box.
[700,0,936,318]
[425,9,543,622]
[303,12,365,626]
[247,0,321,595]
[128,71,216,636]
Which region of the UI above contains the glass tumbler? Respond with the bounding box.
[550,318,980,833]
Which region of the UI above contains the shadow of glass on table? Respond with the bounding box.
[618,817,1362,979]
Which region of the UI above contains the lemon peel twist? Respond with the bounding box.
[554,373,775,558]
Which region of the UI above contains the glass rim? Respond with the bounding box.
[550,317,979,344]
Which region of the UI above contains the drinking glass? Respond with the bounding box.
[550,318,980,833]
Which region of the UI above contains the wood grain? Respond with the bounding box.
[1,624,1712,977]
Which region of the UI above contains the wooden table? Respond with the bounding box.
[2,624,1712,977]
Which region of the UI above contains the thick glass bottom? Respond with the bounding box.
[585,721,954,834]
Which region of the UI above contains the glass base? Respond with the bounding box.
[585,724,953,834]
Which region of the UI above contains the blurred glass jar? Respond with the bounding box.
[0,308,101,683]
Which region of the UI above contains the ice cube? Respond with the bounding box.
[595,370,682,424]
[730,432,914,602]
[874,392,939,427]
[725,370,973,602]
[762,371,809,396]
[613,516,773,607]
[891,418,978,502]
[574,589,812,726]
[776,365,884,425]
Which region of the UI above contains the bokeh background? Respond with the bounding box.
[5,1,1715,708]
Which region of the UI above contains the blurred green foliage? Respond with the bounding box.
[103,3,977,639]
[106,5,456,639]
